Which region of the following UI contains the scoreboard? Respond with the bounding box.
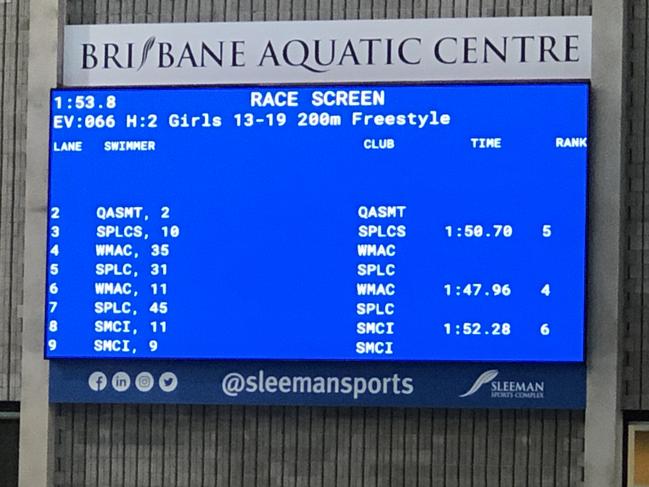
[45,83,588,362]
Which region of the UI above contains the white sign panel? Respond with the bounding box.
[63,17,591,86]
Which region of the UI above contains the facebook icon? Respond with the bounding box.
[87,371,107,392]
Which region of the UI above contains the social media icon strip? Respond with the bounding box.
[111,371,131,392]
[135,372,154,392]
[88,371,108,392]
[159,372,178,392]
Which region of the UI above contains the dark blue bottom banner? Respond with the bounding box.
[50,361,585,409]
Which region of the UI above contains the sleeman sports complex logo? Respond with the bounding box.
[459,369,545,400]
[459,369,499,397]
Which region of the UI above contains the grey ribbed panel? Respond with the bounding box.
[65,0,591,22]
[624,0,649,410]
[0,0,27,402]
[53,405,586,487]
[57,0,590,485]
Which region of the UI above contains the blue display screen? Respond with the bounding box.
[46,83,588,361]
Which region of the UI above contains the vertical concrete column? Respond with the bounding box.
[19,0,62,486]
[584,1,627,486]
